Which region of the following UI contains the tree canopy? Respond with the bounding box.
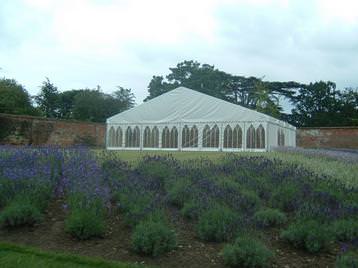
[290,81,358,127]
[0,78,37,115]
[145,60,305,119]
[145,60,357,126]
[72,87,135,122]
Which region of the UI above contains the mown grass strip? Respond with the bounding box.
[0,242,146,268]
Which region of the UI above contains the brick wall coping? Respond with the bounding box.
[0,113,105,126]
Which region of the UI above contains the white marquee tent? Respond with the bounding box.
[106,87,296,151]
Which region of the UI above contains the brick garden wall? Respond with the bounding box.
[1,113,358,149]
[297,127,358,149]
[0,113,105,147]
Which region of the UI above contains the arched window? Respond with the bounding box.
[143,127,151,147]
[223,125,233,148]
[115,127,122,147]
[151,127,159,148]
[281,130,285,146]
[133,126,140,147]
[278,129,285,146]
[203,125,219,148]
[162,127,170,148]
[108,127,115,147]
[246,125,255,149]
[277,129,281,146]
[125,127,132,147]
[182,125,190,148]
[190,125,198,147]
[170,127,178,148]
[212,125,219,147]
[233,125,242,148]
[256,124,265,149]
[202,125,210,147]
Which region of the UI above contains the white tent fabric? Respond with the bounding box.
[106,87,296,151]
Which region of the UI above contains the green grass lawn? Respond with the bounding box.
[98,150,358,189]
[0,242,145,268]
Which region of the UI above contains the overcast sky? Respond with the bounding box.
[1,0,358,104]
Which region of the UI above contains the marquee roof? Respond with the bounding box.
[107,87,294,129]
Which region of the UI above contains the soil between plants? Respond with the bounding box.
[0,200,340,268]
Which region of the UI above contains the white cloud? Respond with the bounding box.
[1,0,358,104]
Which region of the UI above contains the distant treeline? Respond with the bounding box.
[0,60,357,126]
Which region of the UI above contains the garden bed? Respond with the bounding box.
[0,147,357,267]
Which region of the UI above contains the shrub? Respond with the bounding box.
[132,217,177,257]
[137,159,174,187]
[65,208,105,240]
[0,197,42,227]
[270,183,299,212]
[335,252,358,268]
[0,179,52,211]
[238,189,261,213]
[26,181,53,211]
[181,200,202,220]
[167,178,193,208]
[281,220,333,253]
[253,208,287,228]
[221,236,273,267]
[0,178,17,208]
[115,191,158,226]
[197,206,239,242]
[65,194,106,240]
[331,219,358,242]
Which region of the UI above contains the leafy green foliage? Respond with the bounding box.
[65,208,105,240]
[330,219,358,242]
[335,251,358,268]
[281,220,333,253]
[181,200,202,220]
[0,78,37,115]
[145,60,304,118]
[270,183,299,212]
[70,86,135,122]
[131,217,177,257]
[221,236,273,267]
[137,159,174,188]
[35,78,60,118]
[291,81,358,127]
[238,189,261,212]
[0,197,42,227]
[197,205,239,242]
[65,194,106,240]
[167,179,193,208]
[115,191,157,226]
[32,81,135,122]
[253,208,287,228]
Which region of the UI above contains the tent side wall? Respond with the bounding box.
[106,120,296,152]
[267,122,296,150]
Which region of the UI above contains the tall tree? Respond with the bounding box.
[72,86,135,122]
[57,89,85,119]
[290,81,352,127]
[112,86,135,110]
[145,60,304,118]
[253,80,282,118]
[339,88,358,125]
[145,60,232,101]
[35,78,60,118]
[0,78,37,115]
